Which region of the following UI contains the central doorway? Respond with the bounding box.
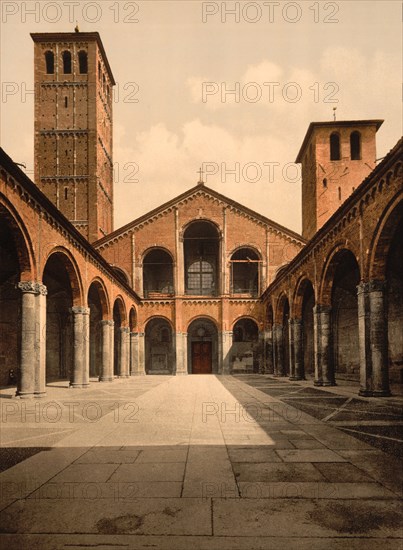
[192,342,212,374]
[187,318,218,374]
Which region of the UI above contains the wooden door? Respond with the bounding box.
[192,342,212,374]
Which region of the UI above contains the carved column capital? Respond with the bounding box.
[18,281,48,296]
[100,319,114,327]
[70,306,90,315]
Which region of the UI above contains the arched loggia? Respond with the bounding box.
[113,298,129,378]
[43,251,83,386]
[88,280,109,379]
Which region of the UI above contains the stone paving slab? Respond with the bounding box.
[1,534,401,550]
[0,498,212,535]
[0,375,402,548]
[213,498,402,538]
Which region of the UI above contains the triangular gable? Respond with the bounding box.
[93,184,306,247]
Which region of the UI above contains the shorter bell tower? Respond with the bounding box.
[297,119,383,240]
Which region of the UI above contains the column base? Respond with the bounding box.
[359,388,373,397]
[99,377,114,382]
[372,389,391,397]
[34,392,46,399]
[16,392,35,399]
[118,375,130,379]
[175,371,188,376]
[131,372,146,376]
[323,381,337,387]
[314,379,323,386]
[70,383,90,389]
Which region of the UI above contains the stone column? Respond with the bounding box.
[130,332,146,375]
[290,318,303,380]
[314,305,334,386]
[175,209,184,295]
[99,320,114,382]
[175,332,188,375]
[70,306,90,388]
[137,332,146,374]
[288,319,296,379]
[272,324,283,376]
[17,282,47,399]
[221,330,233,374]
[357,282,372,396]
[369,280,390,397]
[119,327,130,378]
[264,329,274,374]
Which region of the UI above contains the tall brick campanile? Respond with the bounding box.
[297,120,383,240]
[31,32,115,242]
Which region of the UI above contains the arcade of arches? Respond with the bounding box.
[0,136,402,398]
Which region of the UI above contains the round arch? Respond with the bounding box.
[145,317,174,375]
[42,247,83,306]
[183,220,221,296]
[87,277,110,319]
[182,217,221,236]
[275,292,290,324]
[187,317,219,374]
[186,314,219,331]
[142,248,174,298]
[0,193,35,280]
[141,246,174,263]
[293,276,315,319]
[129,307,137,332]
[369,195,403,280]
[144,315,174,331]
[112,295,127,326]
[229,244,262,259]
[319,243,360,305]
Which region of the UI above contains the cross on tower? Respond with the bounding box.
[197,166,204,185]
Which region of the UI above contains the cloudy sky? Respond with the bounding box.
[1,0,401,233]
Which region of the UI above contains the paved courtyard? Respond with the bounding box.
[0,375,402,549]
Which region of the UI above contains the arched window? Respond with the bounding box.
[143,249,174,298]
[62,51,72,74]
[350,131,361,160]
[230,247,260,296]
[188,260,214,295]
[45,51,54,74]
[184,221,220,296]
[330,133,340,161]
[323,178,328,188]
[78,51,88,74]
[98,61,101,80]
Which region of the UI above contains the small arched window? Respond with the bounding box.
[330,133,340,161]
[323,178,327,188]
[98,61,101,79]
[78,51,88,74]
[64,187,68,200]
[64,96,68,108]
[45,51,54,74]
[62,51,72,74]
[350,131,361,160]
[338,187,342,201]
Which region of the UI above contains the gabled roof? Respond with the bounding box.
[93,184,306,248]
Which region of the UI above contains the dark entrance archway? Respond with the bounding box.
[331,250,360,382]
[145,318,174,374]
[187,318,218,374]
[43,253,75,383]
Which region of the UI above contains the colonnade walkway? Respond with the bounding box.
[0,375,402,549]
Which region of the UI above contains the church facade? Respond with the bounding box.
[0,31,401,397]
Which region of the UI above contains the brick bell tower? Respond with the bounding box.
[296,119,383,240]
[31,31,115,242]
